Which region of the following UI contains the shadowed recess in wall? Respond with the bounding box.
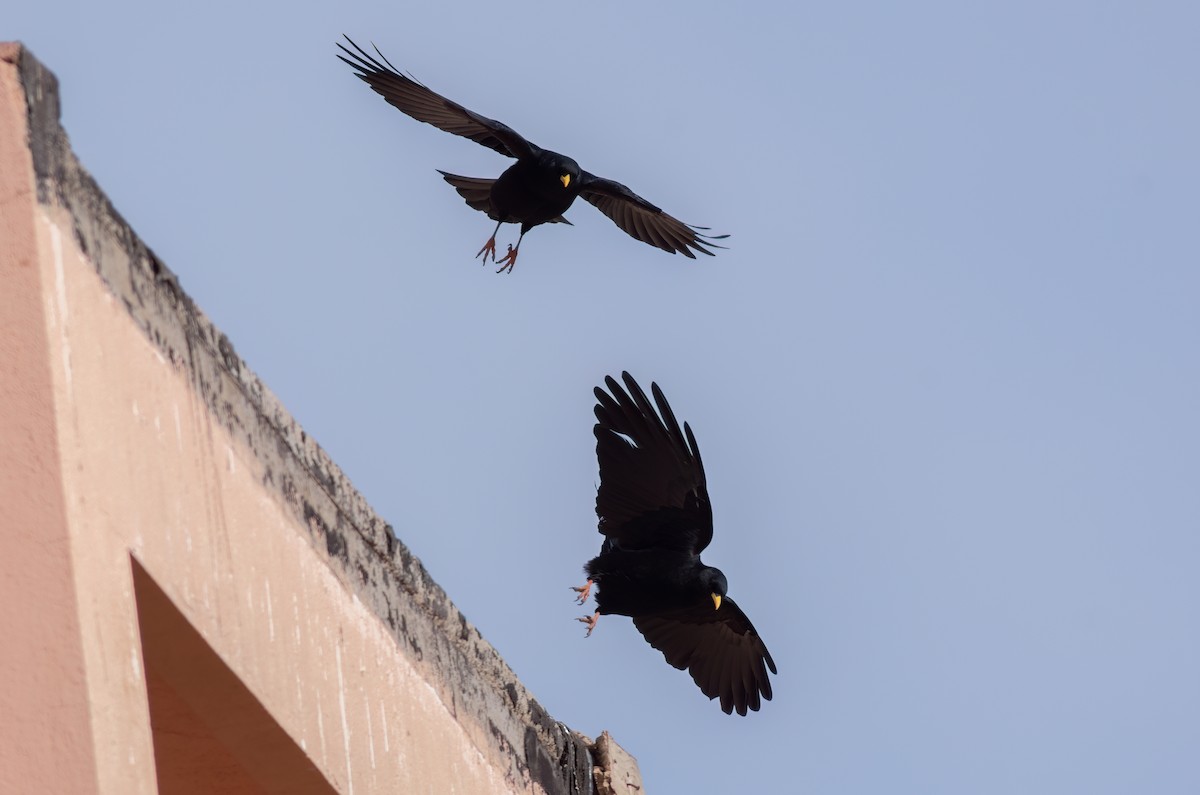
[133,559,337,795]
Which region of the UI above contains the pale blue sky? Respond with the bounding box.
[11,2,1200,792]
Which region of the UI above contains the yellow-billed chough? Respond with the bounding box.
[337,36,727,273]
[575,373,776,716]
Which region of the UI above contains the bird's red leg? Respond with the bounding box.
[577,611,600,637]
[570,579,594,605]
[494,230,526,274]
[475,236,498,263]
[494,243,519,274]
[476,219,504,264]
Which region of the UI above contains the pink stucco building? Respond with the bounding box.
[0,42,640,795]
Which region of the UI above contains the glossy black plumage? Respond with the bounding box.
[337,36,727,272]
[577,373,776,716]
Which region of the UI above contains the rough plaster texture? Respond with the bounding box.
[0,42,641,794]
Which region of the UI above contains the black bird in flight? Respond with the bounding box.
[574,373,776,715]
[337,36,727,273]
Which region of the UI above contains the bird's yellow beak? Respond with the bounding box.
[711,593,722,611]
[560,174,571,188]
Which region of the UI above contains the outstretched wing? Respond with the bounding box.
[337,36,536,160]
[594,372,712,554]
[578,172,728,258]
[633,597,776,716]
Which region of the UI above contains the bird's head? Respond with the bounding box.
[701,567,729,611]
[540,151,581,191]
[557,161,581,190]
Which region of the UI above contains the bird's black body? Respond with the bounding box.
[578,373,776,716]
[337,36,727,271]
[585,546,726,617]
[478,150,581,231]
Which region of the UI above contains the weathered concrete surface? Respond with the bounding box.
[591,732,645,795]
[0,42,638,794]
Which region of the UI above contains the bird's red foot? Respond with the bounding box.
[476,236,498,263]
[494,244,519,274]
[571,579,594,605]
[578,611,600,637]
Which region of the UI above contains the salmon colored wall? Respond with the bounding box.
[0,42,101,795]
[11,145,525,795]
[1,41,627,795]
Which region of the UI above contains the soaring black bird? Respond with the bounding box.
[574,373,776,716]
[337,36,727,273]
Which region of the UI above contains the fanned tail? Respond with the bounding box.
[438,171,496,217]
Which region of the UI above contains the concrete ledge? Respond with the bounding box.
[1,41,638,794]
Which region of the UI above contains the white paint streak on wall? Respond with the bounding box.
[48,221,72,389]
[292,592,302,644]
[364,699,376,770]
[316,699,327,767]
[379,701,390,753]
[172,404,183,452]
[335,642,355,795]
[264,579,275,643]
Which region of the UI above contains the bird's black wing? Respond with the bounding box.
[337,36,535,160]
[578,172,728,258]
[594,372,712,554]
[633,597,776,716]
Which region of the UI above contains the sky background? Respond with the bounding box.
[10,2,1200,792]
